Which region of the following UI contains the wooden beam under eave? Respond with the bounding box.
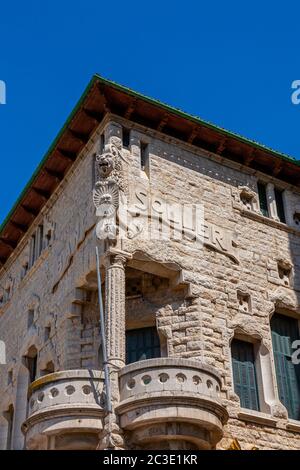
[9,221,28,234]
[68,128,90,144]
[243,149,255,167]
[216,138,227,155]
[31,187,50,202]
[157,114,169,132]
[21,204,39,218]
[83,108,103,123]
[0,237,17,249]
[0,239,14,252]
[43,167,64,183]
[273,161,283,177]
[125,99,137,120]
[56,147,77,162]
[187,126,198,144]
[97,83,111,113]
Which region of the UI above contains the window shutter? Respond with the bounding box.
[271,314,300,420]
[231,339,260,411]
[126,327,161,365]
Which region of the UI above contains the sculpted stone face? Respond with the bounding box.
[96,153,115,177]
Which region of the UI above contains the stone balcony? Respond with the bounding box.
[116,358,228,450]
[23,370,105,450]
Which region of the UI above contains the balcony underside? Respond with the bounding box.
[23,370,105,450]
[117,358,228,450]
[23,359,228,450]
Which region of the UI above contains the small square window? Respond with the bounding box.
[44,326,51,342]
[7,370,13,386]
[28,309,35,329]
[237,291,251,313]
[294,212,300,226]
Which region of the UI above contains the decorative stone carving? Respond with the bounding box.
[93,141,130,241]
[277,258,293,287]
[93,182,119,240]
[232,185,259,213]
[94,142,128,192]
[95,153,115,178]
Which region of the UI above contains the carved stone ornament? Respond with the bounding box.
[93,183,119,217]
[231,185,259,213]
[93,140,130,240]
[95,142,129,193]
[95,152,115,178]
[93,182,119,240]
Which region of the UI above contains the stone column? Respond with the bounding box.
[99,251,127,450]
[266,183,278,220]
[105,253,127,371]
[282,189,294,226]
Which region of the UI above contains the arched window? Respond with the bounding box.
[24,346,38,383]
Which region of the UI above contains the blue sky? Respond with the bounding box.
[0,1,300,224]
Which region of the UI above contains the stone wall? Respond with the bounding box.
[0,115,300,449]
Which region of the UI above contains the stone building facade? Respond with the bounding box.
[0,75,300,450]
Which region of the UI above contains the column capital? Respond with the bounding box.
[105,248,132,268]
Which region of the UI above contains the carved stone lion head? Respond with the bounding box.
[96,152,115,178]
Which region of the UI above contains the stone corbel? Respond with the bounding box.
[232,185,259,213]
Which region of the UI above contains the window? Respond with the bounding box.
[274,188,286,223]
[257,182,269,217]
[3,285,11,304]
[5,405,14,450]
[231,339,260,411]
[126,327,161,365]
[25,346,38,383]
[44,326,51,342]
[21,261,29,280]
[140,142,149,170]
[237,291,251,313]
[122,128,130,149]
[100,133,105,154]
[271,314,300,420]
[7,370,13,386]
[36,225,44,257]
[28,309,34,329]
[29,224,44,268]
[29,233,36,268]
[294,212,300,226]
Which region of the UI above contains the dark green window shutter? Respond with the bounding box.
[231,339,260,411]
[271,314,300,420]
[126,326,161,365]
[274,188,286,223]
[257,182,269,217]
